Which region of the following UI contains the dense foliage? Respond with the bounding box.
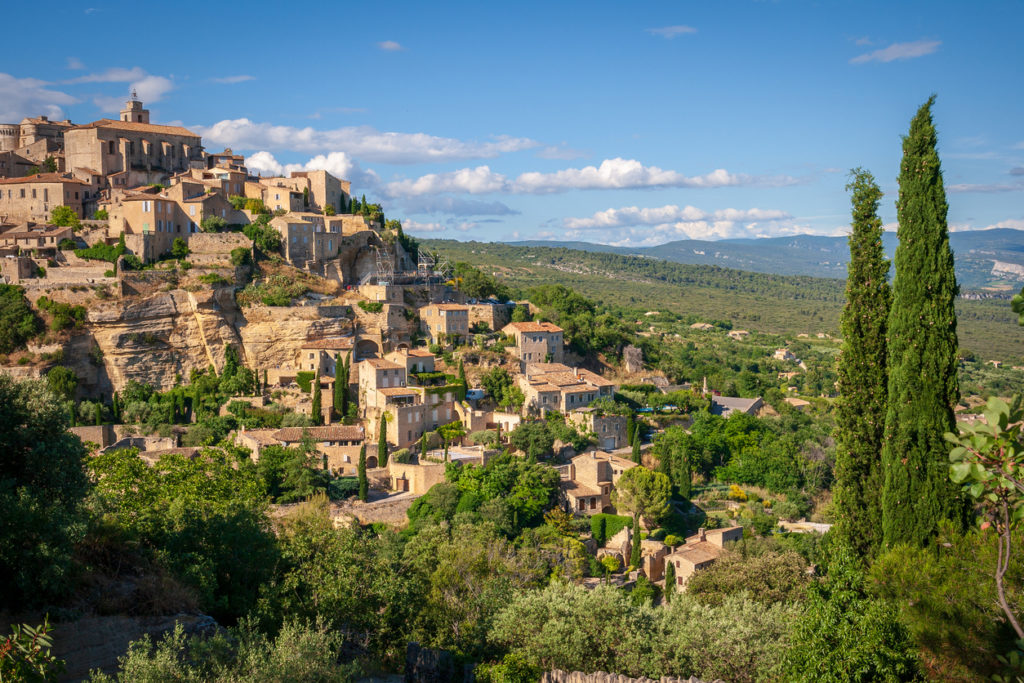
[0,284,39,353]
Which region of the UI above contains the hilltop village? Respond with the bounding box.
[2,95,1021,683]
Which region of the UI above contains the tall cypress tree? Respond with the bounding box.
[881,96,962,548]
[629,515,642,569]
[333,353,344,419]
[631,429,641,464]
[311,368,323,426]
[377,416,388,467]
[665,560,676,602]
[834,168,891,558]
[357,444,368,501]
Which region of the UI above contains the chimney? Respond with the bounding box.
[698,527,706,542]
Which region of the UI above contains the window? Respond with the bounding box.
[142,200,151,212]
[189,205,195,216]
[31,189,36,199]
[108,141,115,154]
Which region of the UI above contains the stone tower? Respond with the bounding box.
[119,90,150,124]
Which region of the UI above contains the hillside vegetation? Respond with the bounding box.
[424,240,1024,362]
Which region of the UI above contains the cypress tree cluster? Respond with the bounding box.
[833,168,891,558]
[334,351,350,419]
[881,96,963,548]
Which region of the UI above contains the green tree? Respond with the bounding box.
[457,359,468,401]
[881,96,963,548]
[0,376,89,608]
[419,430,428,457]
[171,237,190,260]
[612,466,671,527]
[49,205,80,228]
[200,215,227,232]
[947,396,1024,639]
[508,421,554,462]
[357,445,368,501]
[42,156,57,173]
[46,366,78,402]
[631,428,642,464]
[834,168,891,559]
[783,544,922,682]
[310,368,322,426]
[377,415,389,467]
[0,285,39,354]
[93,401,103,425]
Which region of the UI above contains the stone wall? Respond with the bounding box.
[186,232,252,266]
[542,671,714,683]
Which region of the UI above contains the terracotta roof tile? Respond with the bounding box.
[504,321,563,333]
[76,118,200,138]
[271,426,365,443]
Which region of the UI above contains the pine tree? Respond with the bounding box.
[881,96,963,548]
[357,444,368,501]
[377,416,388,467]
[311,368,322,426]
[834,168,891,559]
[665,560,676,602]
[629,515,642,568]
[631,429,641,464]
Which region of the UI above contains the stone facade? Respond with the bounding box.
[0,173,91,221]
[503,321,564,365]
[420,303,469,344]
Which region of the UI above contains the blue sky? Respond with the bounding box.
[2,0,1022,244]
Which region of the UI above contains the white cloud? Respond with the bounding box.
[950,219,1024,232]
[378,40,404,51]
[556,217,844,245]
[385,166,509,196]
[946,181,1024,193]
[0,73,78,121]
[647,25,697,38]
[536,144,588,160]
[401,195,519,216]
[244,150,379,188]
[195,118,539,164]
[67,66,147,84]
[383,158,800,197]
[403,219,478,234]
[564,204,792,230]
[66,57,85,70]
[70,66,175,112]
[850,40,941,64]
[210,75,255,84]
[854,36,873,46]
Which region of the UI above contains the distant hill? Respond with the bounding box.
[422,239,1024,362]
[509,229,1024,291]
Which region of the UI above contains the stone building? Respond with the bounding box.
[559,450,638,515]
[296,338,355,374]
[502,321,564,365]
[420,303,469,344]
[64,97,204,189]
[568,407,628,451]
[358,357,459,449]
[664,526,744,587]
[518,362,617,415]
[0,173,92,221]
[0,223,73,253]
[236,425,364,474]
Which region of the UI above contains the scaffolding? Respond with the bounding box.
[417,251,435,282]
[373,245,394,285]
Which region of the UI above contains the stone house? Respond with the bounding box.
[559,450,638,515]
[420,303,469,345]
[236,425,365,474]
[727,330,750,341]
[0,223,73,253]
[709,395,763,418]
[664,526,745,587]
[519,362,617,415]
[385,347,436,375]
[568,407,628,451]
[502,321,564,365]
[297,337,355,375]
[0,173,91,222]
[773,348,797,362]
[467,301,514,332]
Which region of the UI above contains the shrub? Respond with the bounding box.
[591,513,632,546]
[357,300,384,313]
[92,208,108,220]
[200,216,227,232]
[0,285,39,354]
[198,273,232,286]
[35,296,86,331]
[104,269,116,278]
[230,246,252,266]
[58,238,77,250]
[49,205,80,228]
[296,371,315,393]
[75,238,125,263]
